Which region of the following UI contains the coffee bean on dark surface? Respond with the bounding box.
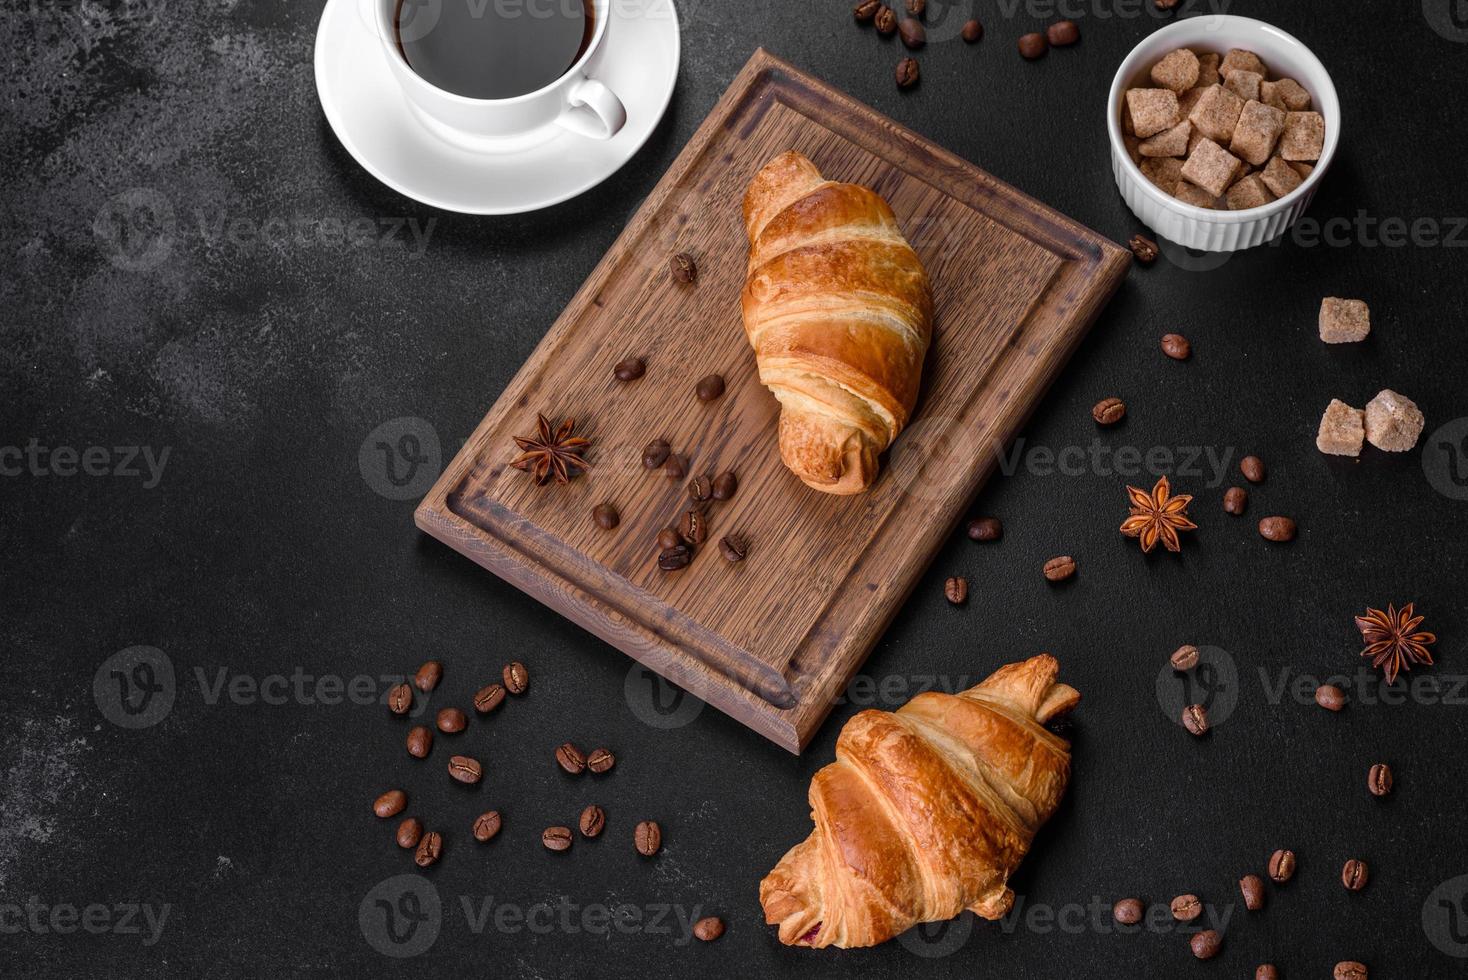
[944,576,968,605]
[448,755,483,784]
[1046,20,1079,46]
[436,707,467,733]
[1240,874,1265,911]
[693,917,725,942]
[406,725,433,758]
[1342,859,1369,891]
[712,471,738,501]
[961,19,983,42]
[678,508,707,546]
[396,817,423,849]
[1259,516,1297,542]
[898,18,925,49]
[592,502,620,530]
[1113,898,1144,925]
[1256,966,1280,980]
[1129,234,1159,264]
[967,517,1002,541]
[542,826,573,852]
[1170,894,1202,921]
[642,438,670,469]
[1182,703,1209,736]
[657,527,681,551]
[614,356,646,382]
[503,661,529,695]
[658,544,693,571]
[695,374,725,401]
[904,0,924,15]
[1170,644,1200,671]
[579,804,606,838]
[414,660,443,693]
[664,453,688,479]
[587,747,615,774]
[1161,333,1191,360]
[1191,930,1222,960]
[1224,486,1248,515]
[374,789,407,818]
[1043,556,1077,582]
[473,810,502,842]
[853,0,881,22]
[874,5,897,34]
[634,820,662,856]
[414,831,443,867]
[1269,848,1297,883]
[474,683,506,714]
[556,742,587,775]
[1368,763,1393,797]
[1334,962,1368,980]
[388,683,413,715]
[1315,683,1346,711]
[1241,455,1266,482]
[670,252,697,284]
[1092,397,1126,425]
[718,534,748,563]
[1018,32,1048,59]
[895,57,919,90]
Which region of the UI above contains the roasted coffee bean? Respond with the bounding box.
[1092,397,1126,425]
[1046,19,1079,46]
[1018,32,1048,59]
[712,471,738,501]
[898,18,925,49]
[1170,644,1200,671]
[961,18,983,42]
[473,810,502,842]
[1368,763,1393,797]
[1161,333,1191,360]
[634,820,662,856]
[1256,966,1280,980]
[665,453,688,480]
[556,742,588,775]
[1315,683,1346,711]
[670,252,697,284]
[693,916,726,942]
[1259,516,1297,542]
[658,544,693,571]
[853,0,881,22]
[874,5,897,34]
[406,725,433,758]
[473,683,506,714]
[1241,455,1266,483]
[895,57,920,90]
[542,826,573,852]
[944,576,968,605]
[696,374,725,402]
[1113,898,1144,925]
[414,660,443,693]
[579,804,606,838]
[1240,874,1265,911]
[1342,859,1369,891]
[592,502,620,530]
[967,517,1002,541]
[657,527,682,551]
[1224,486,1248,515]
[1269,849,1297,883]
[374,789,407,818]
[687,474,712,502]
[448,755,483,784]
[1129,234,1159,264]
[642,438,671,469]
[614,356,646,382]
[1191,930,1221,960]
[1334,962,1368,980]
[503,661,529,695]
[436,707,467,733]
[388,683,413,715]
[1043,555,1077,582]
[718,534,749,563]
[414,831,443,867]
[1170,894,1202,922]
[397,817,423,849]
[679,508,708,546]
[904,0,924,15]
[587,747,616,774]
[1182,703,1209,736]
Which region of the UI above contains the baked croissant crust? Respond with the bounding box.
[760,654,1079,949]
[741,151,933,495]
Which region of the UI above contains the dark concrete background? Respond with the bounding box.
[4,0,1468,976]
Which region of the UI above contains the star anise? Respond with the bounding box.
[1356,603,1436,684]
[1119,474,1197,553]
[510,413,592,485]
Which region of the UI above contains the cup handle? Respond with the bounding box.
[555,76,628,141]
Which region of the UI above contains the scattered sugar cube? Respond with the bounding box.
[1365,389,1425,453]
[1189,84,1245,143]
[1127,88,1182,138]
[1220,48,1266,79]
[1141,156,1186,193]
[1272,78,1312,111]
[1174,181,1218,209]
[1229,100,1287,166]
[1280,111,1325,161]
[1261,156,1304,197]
[1225,69,1263,103]
[1195,51,1221,88]
[1226,173,1275,210]
[1181,137,1243,197]
[1151,48,1201,94]
[1140,120,1193,157]
[1317,400,1366,457]
[1318,297,1370,343]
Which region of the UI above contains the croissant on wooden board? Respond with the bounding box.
[741,151,934,495]
[759,654,1079,949]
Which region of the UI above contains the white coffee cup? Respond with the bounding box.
[368,0,628,149]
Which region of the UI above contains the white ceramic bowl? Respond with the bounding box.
[1108,16,1341,252]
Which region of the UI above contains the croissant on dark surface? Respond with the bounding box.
[741,150,934,495]
[759,654,1079,949]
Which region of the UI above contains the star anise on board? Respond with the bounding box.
[1356,603,1436,684]
[510,413,592,485]
[1119,474,1197,553]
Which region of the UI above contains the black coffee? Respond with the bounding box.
[395,0,594,101]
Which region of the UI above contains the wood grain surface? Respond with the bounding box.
[415,49,1131,753]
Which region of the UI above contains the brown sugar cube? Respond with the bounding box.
[1317,399,1366,457]
[1151,48,1200,94]
[1260,79,1286,110]
[1174,181,1219,209]
[1226,173,1275,211]
[1122,100,1135,136]
[1179,87,1206,118]
[1319,297,1371,343]
[1124,133,1142,164]
[1186,126,1208,156]
[1180,137,1242,197]
[1127,88,1181,138]
[1188,84,1245,143]
[1272,78,1312,111]
[1225,69,1263,103]
[1230,100,1287,166]
[1220,48,1266,79]
[1365,389,1426,452]
[1291,161,1315,180]
[1194,51,1221,88]
[1140,156,1186,193]
[1261,156,1304,197]
[1140,120,1193,157]
[1280,111,1326,161]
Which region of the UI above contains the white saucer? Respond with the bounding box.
[314,0,681,214]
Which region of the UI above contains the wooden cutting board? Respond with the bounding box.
[416,49,1130,753]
